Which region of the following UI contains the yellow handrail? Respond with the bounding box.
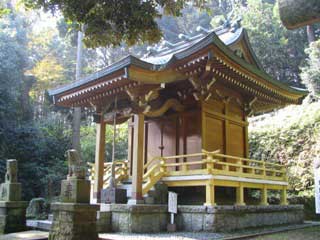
[88,150,287,197]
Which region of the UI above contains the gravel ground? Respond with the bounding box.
[100,232,225,240]
[99,222,320,240]
[1,222,319,240]
[0,231,48,240]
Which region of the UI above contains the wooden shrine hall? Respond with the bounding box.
[49,24,307,207]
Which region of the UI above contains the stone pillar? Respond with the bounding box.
[128,114,145,204]
[205,180,215,206]
[93,114,106,203]
[280,186,288,205]
[0,159,28,234]
[236,183,245,206]
[49,149,99,240]
[260,185,269,206]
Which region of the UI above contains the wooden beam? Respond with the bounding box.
[260,185,269,206]
[236,182,246,206]
[93,115,106,203]
[129,113,145,204]
[205,179,216,206]
[280,186,288,205]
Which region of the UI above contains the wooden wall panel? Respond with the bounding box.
[228,123,245,157]
[229,102,244,121]
[185,111,202,169]
[203,114,225,153]
[145,120,162,163]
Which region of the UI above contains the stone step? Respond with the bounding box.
[26,220,52,231]
[143,196,155,204]
[48,214,53,221]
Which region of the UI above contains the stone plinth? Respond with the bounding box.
[103,204,304,233]
[176,205,304,232]
[49,203,99,240]
[60,178,90,203]
[0,201,28,234]
[0,183,21,202]
[110,204,168,233]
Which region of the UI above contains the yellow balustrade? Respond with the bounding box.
[88,150,288,205]
[88,160,129,188]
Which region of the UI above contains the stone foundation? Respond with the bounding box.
[176,205,304,232]
[109,204,168,233]
[49,203,99,240]
[101,204,304,233]
[0,201,28,234]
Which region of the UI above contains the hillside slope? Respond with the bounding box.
[249,101,320,195]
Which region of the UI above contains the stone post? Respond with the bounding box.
[49,149,99,240]
[0,159,28,234]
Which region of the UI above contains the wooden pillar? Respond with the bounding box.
[223,100,229,155]
[260,185,269,205]
[93,115,106,203]
[244,117,249,158]
[128,113,145,204]
[280,186,288,205]
[236,183,245,206]
[205,180,215,206]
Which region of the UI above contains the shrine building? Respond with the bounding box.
[49,24,307,232]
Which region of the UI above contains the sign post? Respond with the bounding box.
[167,191,178,232]
[315,157,320,214]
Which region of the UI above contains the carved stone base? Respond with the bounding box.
[101,188,127,204]
[0,201,28,234]
[0,183,21,201]
[60,178,90,203]
[49,203,99,240]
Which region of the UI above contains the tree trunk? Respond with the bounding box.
[72,30,83,154]
[307,25,316,44]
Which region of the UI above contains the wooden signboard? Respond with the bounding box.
[168,191,178,214]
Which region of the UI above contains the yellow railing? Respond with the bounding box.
[88,151,287,196]
[141,150,287,195]
[88,160,129,188]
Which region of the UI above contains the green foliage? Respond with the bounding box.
[81,123,128,163]
[301,40,320,96]
[0,5,70,200]
[234,0,308,86]
[22,0,193,48]
[0,119,70,200]
[249,101,320,193]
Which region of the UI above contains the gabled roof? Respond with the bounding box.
[49,26,262,96]
[48,24,307,112]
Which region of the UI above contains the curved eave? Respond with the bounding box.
[207,31,307,99]
[49,27,307,103]
[241,29,264,70]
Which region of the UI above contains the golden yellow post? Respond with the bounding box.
[280,186,288,205]
[129,113,145,204]
[206,153,214,174]
[205,179,216,206]
[236,182,245,206]
[93,115,106,203]
[260,185,269,205]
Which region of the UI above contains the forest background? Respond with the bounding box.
[0,0,319,218]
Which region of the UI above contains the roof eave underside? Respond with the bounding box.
[49,28,307,100]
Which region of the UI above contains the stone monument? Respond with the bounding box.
[0,159,28,234]
[49,149,99,240]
